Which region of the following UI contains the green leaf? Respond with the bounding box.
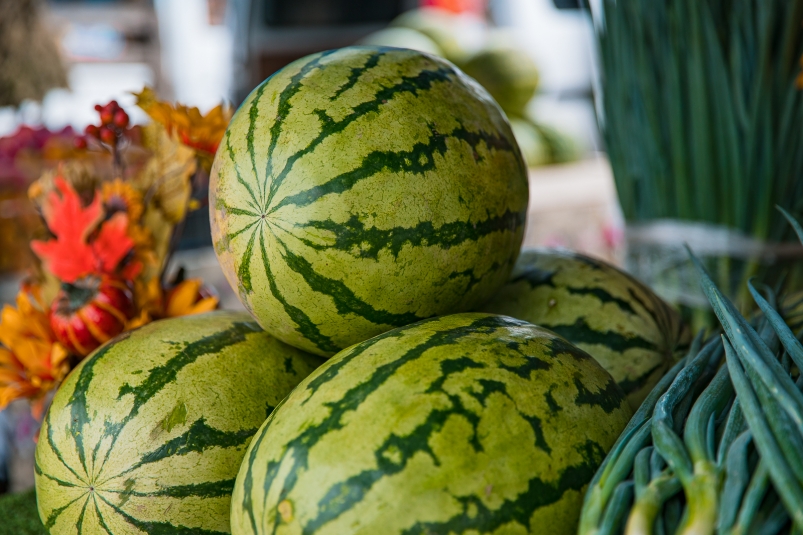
[778,205,803,245]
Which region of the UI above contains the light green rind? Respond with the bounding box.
[35,311,324,535]
[478,248,691,410]
[231,312,632,535]
[210,46,528,357]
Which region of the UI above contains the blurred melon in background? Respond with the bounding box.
[360,7,582,168]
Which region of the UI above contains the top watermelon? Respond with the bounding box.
[210,46,529,356]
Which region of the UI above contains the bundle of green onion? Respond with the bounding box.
[595,0,803,305]
[578,210,803,534]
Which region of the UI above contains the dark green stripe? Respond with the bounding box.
[398,440,607,535]
[565,286,638,316]
[519,411,552,454]
[544,336,596,362]
[511,262,639,318]
[222,203,260,218]
[43,410,88,485]
[497,341,551,378]
[225,219,261,244]
[226,131,261,213]
[277,237,423,327]
[306,395,484,533]
[247,83,268,206]
[35,460,80,488]
[451,261,501,293]
[139,419,254,465]
[117,323,257,409]
[625,286,662,326]
[544,386,561,413]
[299,329,402,401]
[251,316,514,530]
[573,374,626,414]
[460,375,552,454]
[329,52,383,101]
[237,227,259,293]
[97,494,227,535]
[546,318,659,353]
[259,229,340,354]
[76,495,90,534]
[271,123,515,214]
[92,495,114,535]
[101,418,255,485]
[265,62,454,213]
[296,208,524,261]
[241,396,289,535]
[66,341,118,478]
[263,50,339,210]
[105,478,236,499]
[94,322,259,482]
[45,491,88,529]
[304,339,606,532]
[424,356,485,393]
[510,266,556,289]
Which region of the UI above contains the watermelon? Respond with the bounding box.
[388,9,466,63]
[231,313,632,535]
[35,311,323,534]
[509,117,548,168]
[478,249,691,409]
[358,28,443,57]
[461,41,540,117]
[210,46,529,357]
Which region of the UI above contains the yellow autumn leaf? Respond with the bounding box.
[134,86,231,170]
[136,122,196,223]
[165,279,219,317]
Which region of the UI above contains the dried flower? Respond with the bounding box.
[165,279,218,317]
[102,178,144,222]
[0,289,69,417]
[134,87,231,169]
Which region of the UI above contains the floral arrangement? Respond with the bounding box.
[0,89,232,418]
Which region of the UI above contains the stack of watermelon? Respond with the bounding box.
[34,46,688,534]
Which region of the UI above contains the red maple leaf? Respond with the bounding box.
[31,177,135,283]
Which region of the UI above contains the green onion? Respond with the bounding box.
[596,0,803,306]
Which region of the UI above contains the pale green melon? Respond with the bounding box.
[358,28,443,57]
[510,117,548,167]
[461,43,540,117]
[389,9,466,63]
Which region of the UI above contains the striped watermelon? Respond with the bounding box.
[35,311,323,534]
[478,248,691,409]
[210,46,529,357]
[231,313,632,535]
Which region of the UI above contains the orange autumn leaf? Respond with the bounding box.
[31,177,136,283]
[134,87,231,157]
[0,289,69,413]
[165,279,218,318]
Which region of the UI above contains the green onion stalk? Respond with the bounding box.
[592,0,803,320]
[579,211,803,535]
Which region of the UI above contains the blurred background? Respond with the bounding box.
[0,0,620,311]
